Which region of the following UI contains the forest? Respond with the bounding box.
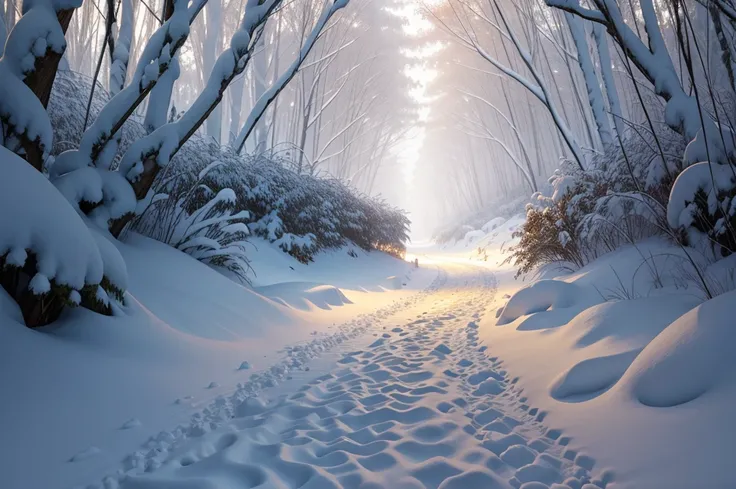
[1,0,735,487]
[416,0,736,299]
[0,0,414,327]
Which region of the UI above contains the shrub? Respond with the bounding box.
[49,72,410,275]
[667,161,736,259]
[134,151,409,268]
[506,126,685,278]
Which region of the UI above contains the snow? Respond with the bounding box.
[624,289,736,407]
[255,282,353,310]
[48,256,605,489]
[0,68,53,157]
[0,145,106,290]
[462,229,486,246]
[482,217,506,233]
[496,280,600,327]
[402,216,736,489]
[144,54,179,132]
[29,272,51,294]
[566,13,612,148]
[667,161,736,229]
[4,206,736,489]
[0,231,431,489]
[476,237,736,489]
[109,0,133,97]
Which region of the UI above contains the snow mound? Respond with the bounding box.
[496,280,599,327]
[0,146,122,292]
[564,297,697,349]
[482,217,506,233]
[550,349,641,401]
[623,290,736,407]
[255,282,353,311]
[382,275,406,290]
[463,229,486,246]
[545,296,701,402]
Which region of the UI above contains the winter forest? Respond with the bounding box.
[2,0,736,487]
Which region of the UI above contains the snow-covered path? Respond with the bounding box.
[91,262,610,489]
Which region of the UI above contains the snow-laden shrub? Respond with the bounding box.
[505,184,594,277]
[213,156,409,262]
[133,149,408,266]
[0,146,126,326]
[134,160,252,281]
[667,162,736,258]
[575,127,684,255]
[173,188,251,283]
[507,127,684,277]
[48,72,410,269]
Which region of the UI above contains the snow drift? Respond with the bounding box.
[623,289,736,407]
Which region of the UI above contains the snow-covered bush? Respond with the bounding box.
[134,149,409,267]
[507,127,684,277]
[505,184,594,277]
[135,163,252,283]
[667,162,736,259]
[0,146,125,326]
[433,195,528,245]
[49,71,409,271]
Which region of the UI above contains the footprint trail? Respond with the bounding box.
[87,264,613,489]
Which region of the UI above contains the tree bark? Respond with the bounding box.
[25,9,74,108]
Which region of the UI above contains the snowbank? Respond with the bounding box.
[479,240,736,488]
[254,282,353,310]
[482,216,506,233]
[0,233,430,489]
[0,146,108,292]
[623,289,736,407]
[496,280,600,327]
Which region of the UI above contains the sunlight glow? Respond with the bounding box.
[395,1,442,197]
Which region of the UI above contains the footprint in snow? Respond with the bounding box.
[69,446,101,462]
[120,418,142,430]
[175,395,194,405]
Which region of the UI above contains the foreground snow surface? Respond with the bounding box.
[0,235,431,489]
[55,261,610,489]
[3,221,734,489]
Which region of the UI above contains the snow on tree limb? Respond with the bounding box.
[109,0,133,98]
[592,24,624,140]
[566,13,613,149]
[547,0,734,165]
[0,0,82,169]
[50,0,206,176]
[109,0,325,237]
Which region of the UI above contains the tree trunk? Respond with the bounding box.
[252,32,269,152]
[5,0,15,35]
[203,0,223,143]
[566,13,613,149]
[593,24,625,140]
[25,9,74,108]
[710,3,736,94]
[0,1,7,55]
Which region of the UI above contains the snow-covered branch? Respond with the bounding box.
[52,0,206,175]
